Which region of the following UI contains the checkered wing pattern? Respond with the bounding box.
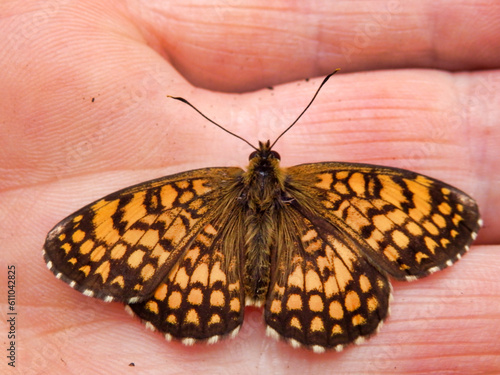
[127,219,245,342]
[286,162,481,281]
[43,167,243,305]
[263,162,480,351]
[265,210,391,352]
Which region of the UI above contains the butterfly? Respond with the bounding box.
[43,71,481,353]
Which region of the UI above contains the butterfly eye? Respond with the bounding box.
[249,151,259,160]
[270,151,281,160]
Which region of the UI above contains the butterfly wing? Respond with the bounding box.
[265,162,480,351]
[43,167,244,304]
[127,217,245,343]
[265,209,391,352]
[285,162,481,281]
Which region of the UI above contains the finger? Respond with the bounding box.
[135,0,500,91]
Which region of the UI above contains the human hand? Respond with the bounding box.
[1,1,499,374]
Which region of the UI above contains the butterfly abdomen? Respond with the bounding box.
[243,209,273,303]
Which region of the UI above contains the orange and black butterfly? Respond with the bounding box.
[43,71,481,353]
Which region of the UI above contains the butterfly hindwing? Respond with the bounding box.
[286,162,481,281]
[265,208,391,352]
[43,167,243,303]
[128,219,245,342]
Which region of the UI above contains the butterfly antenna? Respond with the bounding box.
[167,96,258,151]
[269,69,340,149]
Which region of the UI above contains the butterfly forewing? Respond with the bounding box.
[43,167,243,303]
[286,163,481,281]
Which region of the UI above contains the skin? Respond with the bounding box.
[1,1,499,373]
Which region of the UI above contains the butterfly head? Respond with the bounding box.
[245,140,285,191]
[247,140,281,174]
[249,140,281,162]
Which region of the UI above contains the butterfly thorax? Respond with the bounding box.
[241,141,288,303]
